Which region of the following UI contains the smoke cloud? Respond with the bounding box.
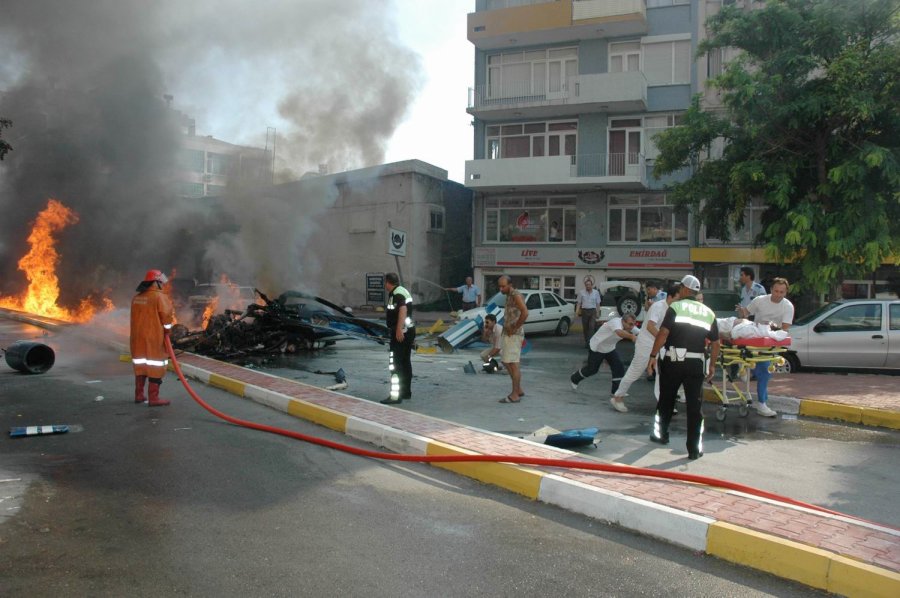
[0,0,423,305]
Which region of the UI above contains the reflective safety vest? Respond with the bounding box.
[672,299,715,331]
[387,285,415,331]
[665,299,716,356]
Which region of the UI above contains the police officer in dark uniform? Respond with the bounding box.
[646,275,720,460]
[381,272,416,404]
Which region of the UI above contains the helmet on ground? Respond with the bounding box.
[143,269,168,284]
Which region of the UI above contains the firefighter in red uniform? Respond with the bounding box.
[130,270,175,406]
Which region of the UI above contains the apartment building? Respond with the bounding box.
[465,0,700,300]
[464,0,899,305]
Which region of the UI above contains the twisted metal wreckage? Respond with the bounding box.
[170,289,390,358]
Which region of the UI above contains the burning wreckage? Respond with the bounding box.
[170,289,389,358]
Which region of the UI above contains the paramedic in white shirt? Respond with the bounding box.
[612,282,681,411]
[738,277,794,417]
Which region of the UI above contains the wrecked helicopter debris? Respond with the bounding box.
[170,289,389,358]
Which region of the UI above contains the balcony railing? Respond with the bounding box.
[468,71,647,114]
[572,0,646,21]
[572,152,645,178]
[465,153,647,189]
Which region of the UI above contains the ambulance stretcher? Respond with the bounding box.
[707,336,791,421]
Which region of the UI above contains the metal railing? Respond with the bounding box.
[468,81,571,110]
[571,152,645,177]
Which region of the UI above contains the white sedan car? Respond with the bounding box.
[783,298,899,372]
[456,289,575,336]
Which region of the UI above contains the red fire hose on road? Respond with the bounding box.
[165,337,868,523]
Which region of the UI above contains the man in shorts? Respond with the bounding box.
[498,275,528,403]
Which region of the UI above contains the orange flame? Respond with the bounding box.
[201,297,219,330]
[0,198,115,322]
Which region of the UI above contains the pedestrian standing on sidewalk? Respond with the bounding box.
[570,313,638,412]
[381,273,416,405]
[498,275,528,403]
[647,275,720,460]
[444,276,481,311]
[613,282,681,410]
[130,269,176,407]
[575,278,602,348]
[738,277,794,417]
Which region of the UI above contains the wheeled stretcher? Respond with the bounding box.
[707,337,791,421]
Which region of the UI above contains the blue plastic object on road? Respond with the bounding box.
[9,425,70,438]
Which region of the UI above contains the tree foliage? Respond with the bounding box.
[654,0,900,293]
[0,118,12,161]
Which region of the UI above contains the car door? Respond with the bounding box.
[806,303,887,367]
[540,292,564,329]
[523,292,545,334]
[887,303,900,369]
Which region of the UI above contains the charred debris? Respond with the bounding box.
[169,288,389,359]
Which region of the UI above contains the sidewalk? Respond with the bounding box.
[416,311,900,431]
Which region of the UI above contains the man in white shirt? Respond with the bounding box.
[612,282,681,411]
[738,277,794,417]
[569,314,637,412]
[575,278,602,348]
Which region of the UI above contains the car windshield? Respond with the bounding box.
[793,302,843,326]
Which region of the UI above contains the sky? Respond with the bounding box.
[383,1,474,182]
[181,0,475,183]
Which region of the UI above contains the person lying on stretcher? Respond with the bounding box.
[716,317,790,344]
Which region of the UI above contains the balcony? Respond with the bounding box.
[465,153,646,191]
[468,71,647,119]
[469,0,647,50]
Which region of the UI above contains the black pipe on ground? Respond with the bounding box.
[4,341,56,374]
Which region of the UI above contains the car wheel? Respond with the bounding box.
[779,353,800,374]
[555,317,570,336]
[616,294,641,317]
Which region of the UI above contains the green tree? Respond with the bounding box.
[0,118,12,161]
[654,0,900,294]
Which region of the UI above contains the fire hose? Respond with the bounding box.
[165,336,878,526]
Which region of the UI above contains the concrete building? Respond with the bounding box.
[271,160,473,309]
[170,106,272,199]
[465,0,698,300]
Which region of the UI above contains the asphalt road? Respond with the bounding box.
[0,320,825,596]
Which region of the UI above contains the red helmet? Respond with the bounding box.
[143,269,168,284]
